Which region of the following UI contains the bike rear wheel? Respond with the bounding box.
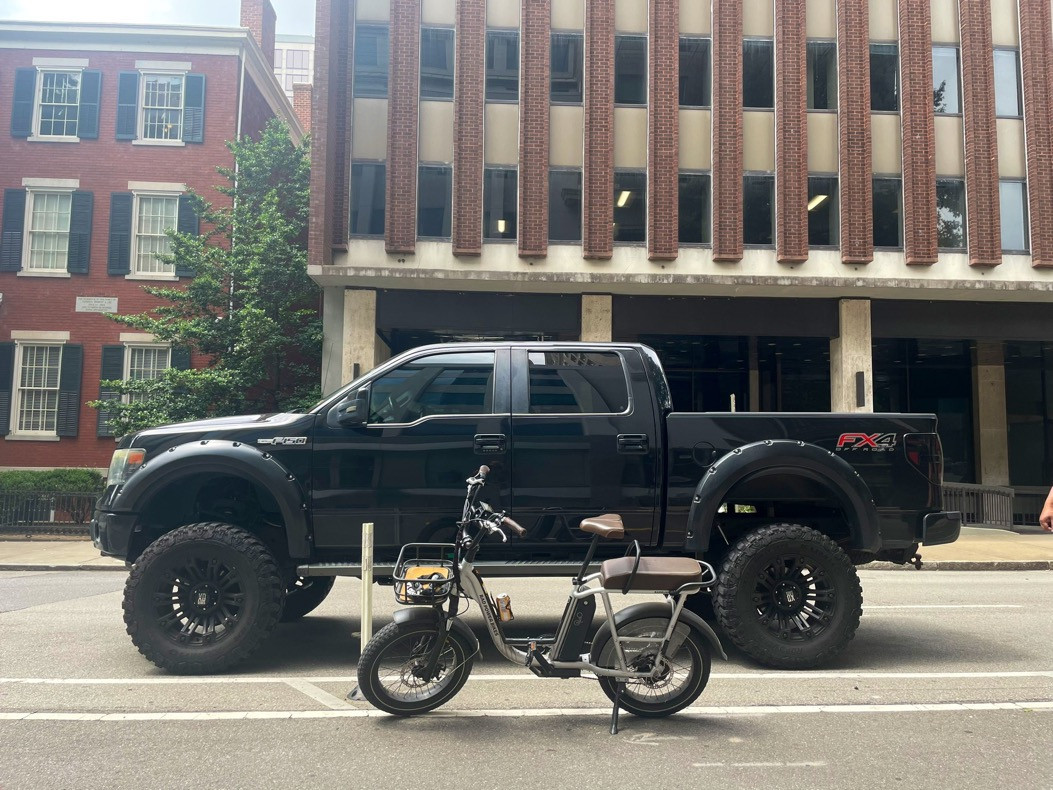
[356,621,475,716]
[590,616,712,718]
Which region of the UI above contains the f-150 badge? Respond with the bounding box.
[256,437,308,446]
[835,432,897,451]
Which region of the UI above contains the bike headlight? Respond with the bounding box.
[106,448,147,486]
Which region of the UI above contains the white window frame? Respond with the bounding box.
[122,343,172,404]
[129,191,181,280]
[29,67,83,144]
[10,341,65,439]
[135,71,187,146]
[21,187,75,276]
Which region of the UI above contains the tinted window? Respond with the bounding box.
[615,36,647,105]
[350,162,386,236]
[484,168,517,240]
[679,37,711,107]
[549,169,582,242]
[678,172,711,244]
[932,46,961,113]
[994,49,1022,117]
[614,171,646,243]
[807,41,837,110]
[369,352,495,423]
[1000,181,1029,251]
[870,44,899,111]
[744,174,774,245]
[808,176,839,246]
[873,178,903,247]
[421,27,455,99]
[353,25,389,98]
[418,165,452,238]
[743,39,774,109]
[486,30,519,102]
[551,33,584,103]
[936,179,966,249]
[526,352,629,414]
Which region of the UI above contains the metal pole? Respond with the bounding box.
[360,522,374,651]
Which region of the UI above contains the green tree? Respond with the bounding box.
[91,119,320,436]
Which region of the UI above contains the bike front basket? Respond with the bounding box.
[393,543,456,605]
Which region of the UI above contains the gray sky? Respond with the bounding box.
[1,0,316,36]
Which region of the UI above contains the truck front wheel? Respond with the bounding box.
[713,523,862,669]
[122,522,286,674]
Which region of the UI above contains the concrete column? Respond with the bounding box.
[580,294,613,342]
[973,341,1010,485]
[320,286,347,396]
[830,298,873,412]
[340,289,387,388]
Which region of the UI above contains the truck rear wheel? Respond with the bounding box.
[122,522,285,674]
[713,523,862,669]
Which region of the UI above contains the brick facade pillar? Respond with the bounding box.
[453,0,485,256]
[386,0,421,255]
[775,0,807,263]
[647,0,679,261]
[899,0,937,265]
[1019,0,1053,268]
[292,83,312,133]
[712,0,743,262]
[241,0,276,65]
[583,0,614,260]
[959,0,1001,266]
[837,0,873,264]
[518,0,551,258]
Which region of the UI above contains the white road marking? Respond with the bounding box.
[1,701,1050,722]
[284,679,356,710]
[863,604,1024,609]
[692,761,828,768]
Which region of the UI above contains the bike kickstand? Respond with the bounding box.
[609,682,624,735]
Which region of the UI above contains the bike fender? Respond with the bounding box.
[601,601,727,662]
[391,607,480,655]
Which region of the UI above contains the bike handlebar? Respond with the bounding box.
[501,516,526,537]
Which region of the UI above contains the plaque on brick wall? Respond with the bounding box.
[75,296,119,313]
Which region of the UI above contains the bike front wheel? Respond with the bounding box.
[590,615,712,718]
[356,620,475,716]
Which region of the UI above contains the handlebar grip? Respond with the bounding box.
[501,516,527,537]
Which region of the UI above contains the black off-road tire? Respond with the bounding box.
[123,522,285,674]
[713,523,862,669]
[280,576,336,622]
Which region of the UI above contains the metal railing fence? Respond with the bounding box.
[0,491,99,536]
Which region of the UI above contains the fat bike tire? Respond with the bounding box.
[356,621,475,716]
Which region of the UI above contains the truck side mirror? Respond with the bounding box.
[333,385,370,426]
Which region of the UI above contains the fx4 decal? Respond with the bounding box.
[257,437,308,446]
[835,432,898,452]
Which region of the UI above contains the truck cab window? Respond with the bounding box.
[368,352,494,424]
[526,351,629,414]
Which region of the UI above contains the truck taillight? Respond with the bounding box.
[904,434,943,485]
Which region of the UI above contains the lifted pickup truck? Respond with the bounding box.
[94,342,960,674]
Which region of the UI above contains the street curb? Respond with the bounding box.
[0,564,128,572]
[868,561,1053,571]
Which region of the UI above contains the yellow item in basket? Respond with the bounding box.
[397,566,452,603]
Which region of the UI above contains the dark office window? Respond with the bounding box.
[526,351,629,414]
[353,25,389,98]
[420,27,455,100]
[679,37,711,107]
[870,43,899,111]
[873,178,903,247]
[808,176,839,246]
[744,175,774,245]
[1000,180,1029,252]
[549,169,582,242]
[613,171,646,243]
[743,39,774,109]
[486,30,519,102]
[932,46,961,113]
[678,172,711,244]
[758,337,831,412]
[994,49,1022,117]
[936,179,966,249]
[615,36,647,105]
[551,32,584,103]
[349,162,386,236]
[807,41,837,110]
[417,165,452,238]
[369,352,495,423]
[1006,342,1053,486]
[483,168,517,240]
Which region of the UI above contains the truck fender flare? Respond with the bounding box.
[112,440,311,559]
[391,607,480,655]
[685,440,881,554]
[590,601,727,662]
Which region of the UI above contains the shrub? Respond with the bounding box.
[0,469,105,494]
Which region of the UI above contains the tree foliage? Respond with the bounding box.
[90,120,320,436]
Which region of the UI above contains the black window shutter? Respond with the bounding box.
[175,195,199,277]
[0,189,26,273]
[56,344,83,438]
[171,346,192,370]
[116,72,140,140]
[107,192,133,275]
[182,74,206,143]
[0,342,14,436]
[67,191,94,274]
[78,70,102,140]
[11,68,36,138]
[96,345,126,438]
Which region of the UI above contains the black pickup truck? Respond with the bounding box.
[94,342,960,674]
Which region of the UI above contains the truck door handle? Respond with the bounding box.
[474,434,506,454]
[617,434,649,454]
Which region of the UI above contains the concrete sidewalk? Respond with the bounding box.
[1,526,1051,571]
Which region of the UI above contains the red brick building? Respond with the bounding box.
[309,0,1053,499]
[0,1,303,470]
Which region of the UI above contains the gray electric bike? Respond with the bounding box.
[353,466,726,733]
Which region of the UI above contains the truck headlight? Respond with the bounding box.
[107,448,147,486]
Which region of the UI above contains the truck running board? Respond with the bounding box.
[296,559,601,579]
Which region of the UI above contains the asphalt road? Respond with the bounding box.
[1,569,1051,790]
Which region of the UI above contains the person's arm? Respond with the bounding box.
[1041,487,1053,532]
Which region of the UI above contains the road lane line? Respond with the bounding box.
[284,679,356,710]
[863,604,1024,609]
